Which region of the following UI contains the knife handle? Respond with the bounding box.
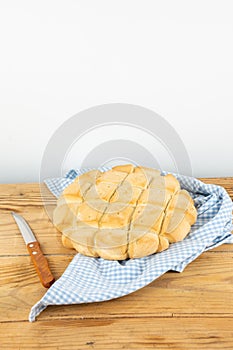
[27,241,55,288]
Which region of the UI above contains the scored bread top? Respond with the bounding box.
[53,165,197,260]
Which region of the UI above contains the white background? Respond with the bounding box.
[0,0,233,183]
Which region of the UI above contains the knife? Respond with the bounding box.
[12,212,55,288]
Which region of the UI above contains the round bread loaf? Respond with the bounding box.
[53,165,197,260]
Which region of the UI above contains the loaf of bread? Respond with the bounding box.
[53,165,197,260]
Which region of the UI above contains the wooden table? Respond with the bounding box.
[0,178,233,349]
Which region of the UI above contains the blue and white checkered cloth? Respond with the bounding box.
[29,167,233,322]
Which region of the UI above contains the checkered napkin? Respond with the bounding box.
[29,168,233,322]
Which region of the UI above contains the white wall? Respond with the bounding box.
[0,0,233,183]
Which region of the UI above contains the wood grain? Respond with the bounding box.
[0,251,232,322]
[0,206,75,255]
[0,179,232,256]
[1,318,233,349]
[0,178,232,349]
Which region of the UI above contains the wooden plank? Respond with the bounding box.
[200,177,233,199]
[0,179,232,204]
[0,178,232,207]
[0,180,232,256]
[210,244,233,252]
[0,183,55,206]
[1,251,232,322]
[0,207,75,255]
[1,207,232,256]
[1,317,233,349]
[0,179,232,348]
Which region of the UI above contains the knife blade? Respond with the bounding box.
[12,212,55,288]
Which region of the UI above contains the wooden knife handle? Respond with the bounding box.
[27,241,55,288]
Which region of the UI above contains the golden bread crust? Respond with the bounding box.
[53,165,197,260]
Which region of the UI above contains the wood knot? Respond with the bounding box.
[86,341,95,347]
